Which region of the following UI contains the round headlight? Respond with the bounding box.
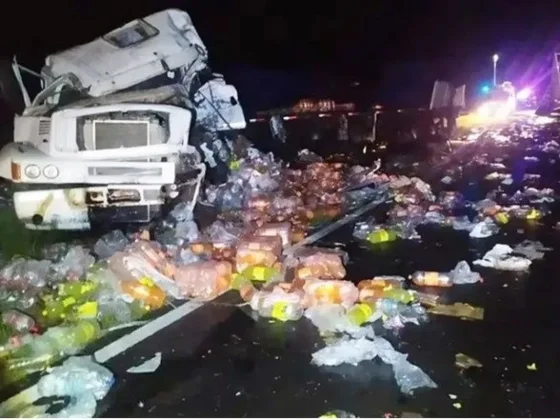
[43,165,59,179]
[24,164,41,179]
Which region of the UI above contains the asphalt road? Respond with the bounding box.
[94,122,560,417]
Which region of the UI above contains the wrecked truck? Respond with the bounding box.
[0,9,246,230]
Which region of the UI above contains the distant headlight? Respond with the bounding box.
[43,165,59,179]
[477,103,492,118]
[24,164,41,179]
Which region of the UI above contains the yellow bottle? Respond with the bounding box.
[347,303,375,326]
[241,266,280,282]
[366,229,397,244]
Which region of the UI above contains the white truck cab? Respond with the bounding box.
[0,9,246,230]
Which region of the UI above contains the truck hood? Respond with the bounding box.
[42,9,208,97]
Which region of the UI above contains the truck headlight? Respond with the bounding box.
[24,164,41,179]
[43,165,59,179]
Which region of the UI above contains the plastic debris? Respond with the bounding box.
[94,230,130,259]
[311,337,378,366]
[311,336,437,395]
[474,244,532,271]
[527,363,537,371]
[427,303,484,320]
[320,410,357,418]
[448,261,482,284]
[305,304,378,337]
[127,352,162,373]
[469,219,498,239]
[513,240,551,260]
[36,355,114,418]
[455,353,482,369]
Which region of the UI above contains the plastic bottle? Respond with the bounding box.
[241,265,281,282]
[494,211,509,225]
[347,302,376,326]
[366,228,397,244]
[2,310,35,333]
[376,298,407,317]
[57,280,98,299]
[257,301,304,322]
[382,288,415,304]
[320,410,356,418]
[3,320,102,382]
[40,294,76,324]
[250,292,304,322]
[409,271,453,287]
[120,277,166,310]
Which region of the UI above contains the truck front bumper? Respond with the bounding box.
[13,164,206,230]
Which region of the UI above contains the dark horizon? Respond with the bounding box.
[2,0,560,112]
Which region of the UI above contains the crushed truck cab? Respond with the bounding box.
[0,9,245,230]
[3,102,205,230]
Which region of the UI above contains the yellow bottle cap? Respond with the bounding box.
[139,277,154,287]
[271,302,288,321]
[62,297,77,307]
[77,301,98,318]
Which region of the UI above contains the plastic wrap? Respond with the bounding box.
[51,246,95,282]
[303,280,358,308]
[36,355,114,418]
[235,236,282,272]
[291,249,347,280]
[254,222,292,248]
[125,241,176,278]
[175,220,201,243]
[0,258,52,289]
[473,244,532,271]
[203,220,244,244]
[93,230,130,259]
[108,251,182,300]
[304,304,376,337]
[449,261,482,284]
[175,260,232,300]
[250,287,304,321]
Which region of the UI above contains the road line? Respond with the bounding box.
[286,195,390,253]
[94,300,204,363]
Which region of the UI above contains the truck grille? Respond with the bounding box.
[92,120,149,150]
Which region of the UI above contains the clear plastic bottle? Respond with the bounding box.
[3,320,102,382]
[258,301,304,321]
[120,277,166,310]
[250,292,304,322]
[382,288,415,304]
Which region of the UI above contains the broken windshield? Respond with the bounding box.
[31,75,88,108]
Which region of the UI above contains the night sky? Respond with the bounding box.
[4,0,560,112]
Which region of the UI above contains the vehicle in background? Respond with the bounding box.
[246,81,465,160]
[475,81,517,120]
[245,99,376,159]
[0,9,246,230]
[536,52,560,117]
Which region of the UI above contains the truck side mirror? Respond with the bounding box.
[0,58,26,115]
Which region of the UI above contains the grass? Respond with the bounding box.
[0,207,73,260]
